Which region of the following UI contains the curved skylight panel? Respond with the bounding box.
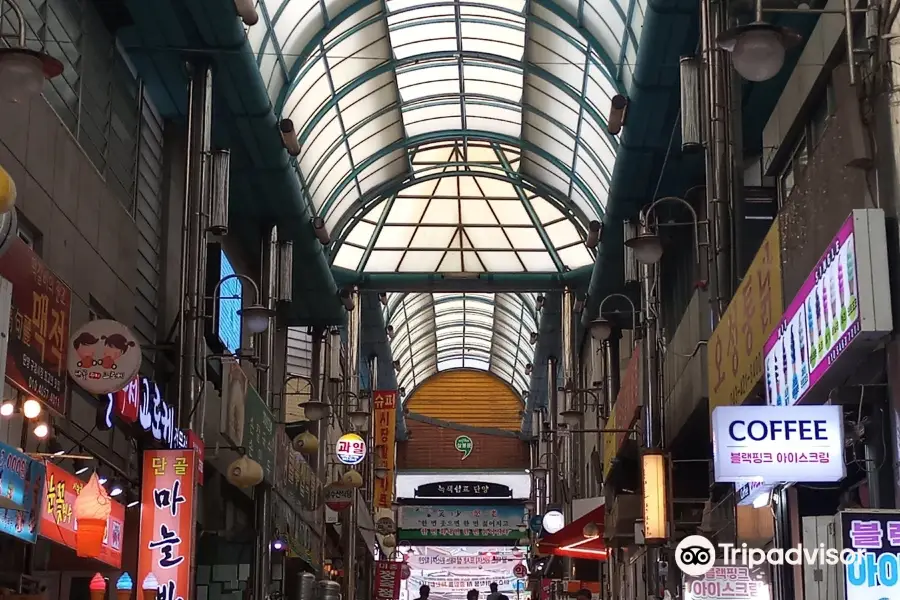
[386,293,537,396]
[331,141,595,273]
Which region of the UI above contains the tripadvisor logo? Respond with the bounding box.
[675,535,864,576]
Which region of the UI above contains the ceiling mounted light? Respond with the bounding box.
[237,304,275,334]
[32,422,49,439]
[625,225,664,265]
[717,22,802,82]
[0,400,14,417]
[107,480,124,498]
[22,398,41,420]
[589,318,614,342]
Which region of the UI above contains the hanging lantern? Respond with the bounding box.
[292,431,319,455]
[341,469,363,488]
[381,534,397,549]
[226,455,264,488]
[74,473,112,558]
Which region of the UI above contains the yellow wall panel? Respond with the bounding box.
[407,369,523,430]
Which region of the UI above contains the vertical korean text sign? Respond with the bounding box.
[373,390,397,509]
[836,509,900,600]
[138,449,198,600]
[374,560,403,600]
[0,238,71,413]
[41,462,125,567]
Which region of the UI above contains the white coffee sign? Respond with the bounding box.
[712,404,845,484]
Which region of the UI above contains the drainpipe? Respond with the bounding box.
[532,409,546,514]
[178,60,212,600]
[344,287,361,600]
[546,356,559,505]
[310,328,327,577]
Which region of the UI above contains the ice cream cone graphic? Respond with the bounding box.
[90,573,107,600]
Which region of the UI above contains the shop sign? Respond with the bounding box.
[66,319,141,395]
[682,562,770,599]
[98,375,183,448]
[101,376,141,426]
[711,404,845,483]
[374,561,403,600]
[40,462,125,567]
[836,509,900,599]
[709,221,782,411]
[764,209,892,406]
[734,480,774,507]
[602,403,617,478]
[455,435,473,460]
[0,237,71,414]
[219,359,275,482]
[274,427,321,513]
[397,505,527,541]
[336,433,366,465]
[0,441,44,544]
[613,343,641,450]
[513,563,527,578]
[373,390,397,508]
[414,481,513,499]
[324,483,353,512]
[407,553,511,568]
[137,449,197,600]
[408,574,517,591]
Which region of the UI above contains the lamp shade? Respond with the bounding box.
[342,469,363,488]
[641,451,668,543]
[227,456,264,488]
[292,431,319,455]
[74,473,112,558]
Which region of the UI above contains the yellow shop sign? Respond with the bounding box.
[708,220,783,411]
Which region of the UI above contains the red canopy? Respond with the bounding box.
[535,505,608,560]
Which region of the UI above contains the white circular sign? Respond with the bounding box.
[674,535,716,577]
[513,563,527,579]
[67,319,142,395]
[335,433,367,465]
[324,483,353,512]
[542,510,565,534]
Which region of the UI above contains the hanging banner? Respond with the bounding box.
[138,449,197,600]
[0,237,71,414]
[40,462,125,567]
[374,560,403,600]
[398,505,526,541]
[373,390,397,509]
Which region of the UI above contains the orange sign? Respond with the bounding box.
[138,450,197,600]
[373,390,397,509]
[40,463,125,568]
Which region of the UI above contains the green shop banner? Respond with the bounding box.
[398,505,527,541]
[243,384,275,483]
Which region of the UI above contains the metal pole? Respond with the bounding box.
[366,354,378,505]
[533,409,547,514]
[641,257,662,600]
[344,288,361,600]
[310,328,328,577]
[546,356,559,505]
[604,337,620,406]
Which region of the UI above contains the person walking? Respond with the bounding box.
[467,590,479,600]
[414,585,430,600]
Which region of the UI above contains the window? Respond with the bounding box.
[778,77,836,205]
[0,0,142,214]
[16,221,38,252]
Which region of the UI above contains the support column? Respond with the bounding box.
[344,288,361,600]
[641,259,662,598]
[177,60,212,600]
[310,329,328,576]
[546,357,559,505]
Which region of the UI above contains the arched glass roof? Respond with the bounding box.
[331,140,595,272]
[386,292,538,395]
[248,0,646,246]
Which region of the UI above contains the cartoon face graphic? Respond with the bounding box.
[100,334,135,369]
[72,332,101,368]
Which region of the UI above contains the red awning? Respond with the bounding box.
[535,506,607,560]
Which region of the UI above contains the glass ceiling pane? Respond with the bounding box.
[387,292,537,394]
[249,0,643,234]
[331,141,596,273]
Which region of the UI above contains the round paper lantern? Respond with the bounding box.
[0,164,16,214]
[226,456,264,488]
[381,534,397,548]
[341,469,363,488]
[74,473,112,558]
[292,431,318,455]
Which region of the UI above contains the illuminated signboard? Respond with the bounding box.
[764,209,892,406]
[219,251,242,354]
[98,376,186,450]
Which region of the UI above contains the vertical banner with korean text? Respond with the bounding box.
[138,450,197,600]
[0,238,71,414]
[373,390,397,509]
[374,560,403,600]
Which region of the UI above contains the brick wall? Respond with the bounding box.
[398,420,529,470]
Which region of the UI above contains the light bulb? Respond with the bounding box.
[32,422,48,438]
[22,398,41,419]
[732,29,786,82]
[0,401,14,417]
[109,482,124,497]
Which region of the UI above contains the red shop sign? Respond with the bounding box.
[374,561,403,600]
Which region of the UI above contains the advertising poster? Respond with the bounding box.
[0,442,44,544]
[398,505,527,541]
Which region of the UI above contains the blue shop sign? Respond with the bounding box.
[0,442,45,544]
[838,510,900,600]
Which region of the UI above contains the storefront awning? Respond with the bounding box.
[535,506,608,560]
